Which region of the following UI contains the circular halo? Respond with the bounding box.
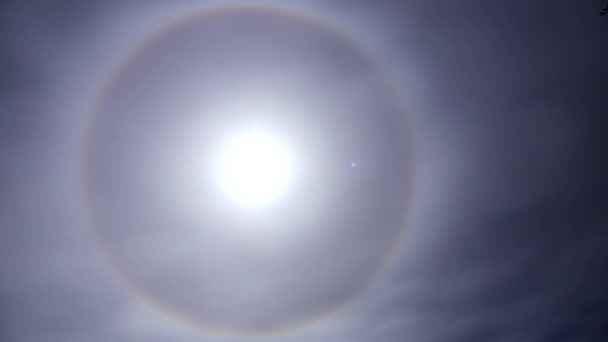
[81,3,416,337]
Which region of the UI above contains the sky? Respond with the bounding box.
[1,0,608,341]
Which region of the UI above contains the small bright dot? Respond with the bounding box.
[212,128,295,211]
[350,162,357,168]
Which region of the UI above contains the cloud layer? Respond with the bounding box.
[1,0,607,341]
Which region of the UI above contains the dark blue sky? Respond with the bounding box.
[1,1,608,341]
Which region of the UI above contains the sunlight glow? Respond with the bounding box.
[212,128,295,211]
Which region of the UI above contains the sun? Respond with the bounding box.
[212,127,295,211]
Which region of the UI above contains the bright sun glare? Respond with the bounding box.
[212,128,295,211]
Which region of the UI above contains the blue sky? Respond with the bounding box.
[1,1,607,341]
